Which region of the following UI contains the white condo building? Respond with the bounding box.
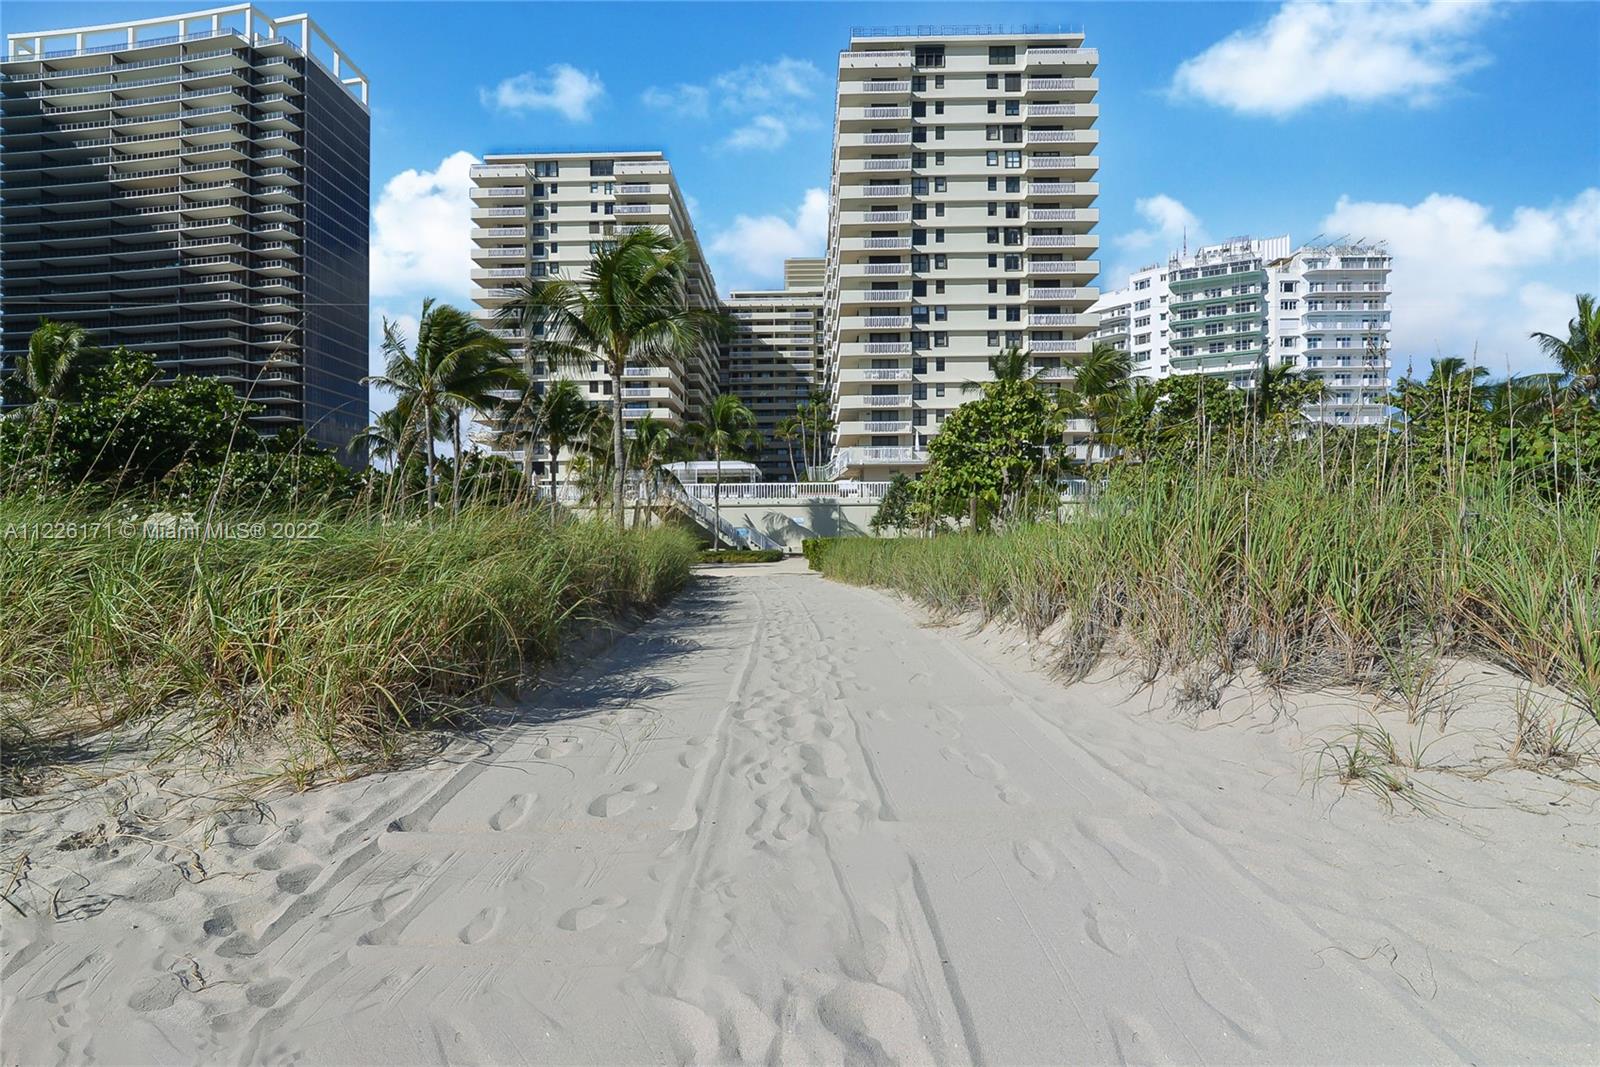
[722,258,826,479]
[823,27,1101,479]
[1092,236,1392,425]
[468,150,719,480]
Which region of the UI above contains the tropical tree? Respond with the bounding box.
[494,229,728,527]
[689,393,759,547]
[528,378,593,513]
[629,414,685,527]
[920,376,1063,530]
[365,299,518,514]
[18,320,97,407]
[963,344,1037,394]
[1053,341,1131,463]
[773,415,802,482]
[1530,292,1599,402]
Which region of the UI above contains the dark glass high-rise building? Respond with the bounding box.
[0,6,370,459]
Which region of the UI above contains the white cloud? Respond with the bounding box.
[726,115,790,151]
[643,57,824,151]
[1105,194,1205,282]
[481,64,605,122]
[370,150,478,304]
[1172,0,1497,117]
[710,57,824,111]
[708,188,828,290]
[642,83,709,118]
[1319,187,1600,373]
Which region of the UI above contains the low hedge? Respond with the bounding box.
[801,537,841,571]
[698,549,784,564]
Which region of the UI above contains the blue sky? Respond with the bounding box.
[7,0,1599,386]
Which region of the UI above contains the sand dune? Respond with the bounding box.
[2,561,1595,1065]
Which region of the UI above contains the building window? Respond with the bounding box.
[1004,150,1022,168]
[986,150,999,167]
[989,45,1016,63]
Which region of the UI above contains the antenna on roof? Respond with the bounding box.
[1182,226,1187,257]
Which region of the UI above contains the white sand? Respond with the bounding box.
[2,560,1596,1065]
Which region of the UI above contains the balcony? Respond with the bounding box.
[862,420,912,433]
[841,367,912,382]
[843,157,911,173]
[846,394,909,409]
[614,203,665,215]
[1027,129,1095,144]
[1028,234,1099,252]
[841,79,912,94]
[1024,211,1100,225]
[839,183,911,200]
[1028,259,1099,277]
[470,165,527,180]
[1028,313,1093,327]
[841,105,911,122]
[471,206,525,219]
[623,365,672,378]
[1028,339,1093,354]
[1025,181,1098,203]
[853,288,911,302]
[1027,99,1099,117]
[471,187,524,199]
[1024,47,1099,69]
[1027,155,1099,175]
[843,263,910,278]
[840,50,912,69]
[858,315,911,329]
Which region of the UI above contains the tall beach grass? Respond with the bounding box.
[818,465,1599,716]
[0,503,698,784]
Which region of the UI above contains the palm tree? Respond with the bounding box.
[536,378,593,513]
[443,343,526,513]
[688,393,759,548]
[494,230,728,528]
[773,415,802,482]
[1530,292,1599,402]
[1057,341,1131,464]
[20,320,95,406]
[962,344,1037,394]
[628,414,684,528]
[364,298,517,514]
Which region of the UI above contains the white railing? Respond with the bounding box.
[684,481,892,504]
[663,481,784,551]
[861,210,910,222]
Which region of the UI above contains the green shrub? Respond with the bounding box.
[817,465,1599,716]
[699,549,783,564]
[801,537,840,572]
[0,505,698,782]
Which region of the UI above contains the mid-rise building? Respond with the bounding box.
[1092,236,1391,425]
[468,150,719,481]
[823,28,1101,479]
[722,258,825,479]
[0,5,371,456]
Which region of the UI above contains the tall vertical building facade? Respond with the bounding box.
[1092,236,1392,425]
[0,6,371,456]
[823,28,1100,479]
[721,258,825,479]
[468,150,719,481]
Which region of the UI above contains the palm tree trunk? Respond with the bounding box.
[786,440,798,483]
[451,412,464,515]
[423,397,437,515]
[521,429,535,510]
[611,369,626,528]
[713,443,723,549]
[548,436,560,519]
[798,419,809,480]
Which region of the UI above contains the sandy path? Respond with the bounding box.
[2,563,1594,1065]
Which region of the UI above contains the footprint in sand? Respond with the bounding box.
[274,863,321,895]
[1176,935,1278,1046]
[459,906,506,944]
[588,781,658,818]
[1083,902,1134,956]
[1014,839,1057,883]
[489,792,537,831]
[557,894,626,932]
[534,735,582,760]
[678,736,715,769]
[1107,1012,1172,1066]
[1074,815,1169,886]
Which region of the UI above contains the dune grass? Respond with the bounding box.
[0,504,697,785]
[818,465,1599,718]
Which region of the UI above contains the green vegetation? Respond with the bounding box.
[822,462,1597,714]
[699,548,784,564]
[823,295,1600,722]
[496,229,728,526]
[0,505,696,786]
[801,537,839,572]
